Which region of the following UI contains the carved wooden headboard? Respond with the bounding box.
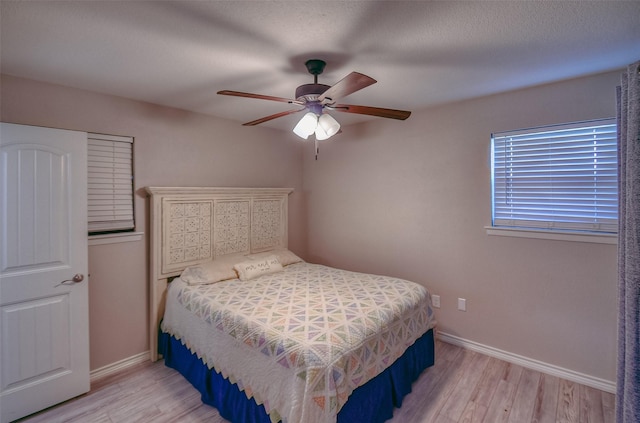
[145,187,293,361]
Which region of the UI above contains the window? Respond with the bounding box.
[87,133,134,234]
[491,118,617,234]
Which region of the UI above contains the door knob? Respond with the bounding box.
[54,274,84,287]
[70,274,84,283]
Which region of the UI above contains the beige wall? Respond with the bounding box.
[0,74,306,370]
[302,70,620,383]
[1,70,620,384]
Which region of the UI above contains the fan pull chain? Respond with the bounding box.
[315,138,319,160]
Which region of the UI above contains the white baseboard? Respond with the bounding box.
[90,350,150,383]
[437,331,616,394]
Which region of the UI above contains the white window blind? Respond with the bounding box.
[491,118,618,233]
[88,133,134,234]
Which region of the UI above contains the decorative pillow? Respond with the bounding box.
[234,255,283,281]
[247,248,303,266]
[180,253,245,285]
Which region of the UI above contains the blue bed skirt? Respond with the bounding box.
[159,328,434,423]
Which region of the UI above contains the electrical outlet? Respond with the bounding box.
[457,298,467,311]
[431,294,440,308]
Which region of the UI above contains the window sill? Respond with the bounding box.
[485,226,617,245]
[89,232,144,246]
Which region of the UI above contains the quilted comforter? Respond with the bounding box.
[162,262,435,423]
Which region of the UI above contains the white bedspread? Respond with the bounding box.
[162,262,435,423]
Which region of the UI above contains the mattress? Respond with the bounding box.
[161,262,435,423]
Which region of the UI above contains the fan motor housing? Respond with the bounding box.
[295,83,330,102]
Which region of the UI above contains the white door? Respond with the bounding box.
[0,123,89,422]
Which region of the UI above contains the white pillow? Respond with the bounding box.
[234,255,283,281]
[247,248,303,266]
[180,253,245,285]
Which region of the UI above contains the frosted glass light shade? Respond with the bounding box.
[293,112,318,139]
[317,113,340,139]
[315,124,330,140]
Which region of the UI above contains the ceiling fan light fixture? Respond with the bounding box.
[293,112,318,139]
[317,113,340,138]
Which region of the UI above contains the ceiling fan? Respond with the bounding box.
[217,59,411,141]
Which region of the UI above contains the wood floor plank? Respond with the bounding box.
[508,367,540,423]
[532,373,560,423]
[503,362,525,385]
[459,400,489,423]
[481,363,524,423]
[19,383,128,423]
[579,384,606,423]
[556,379,580,423]
[601,390,616,423]
[439,352,490,421]
[16,341,615,423]
[483,379,519,423]
[468,357,509,408]
[460,357,507,423]
[414,349,480,422]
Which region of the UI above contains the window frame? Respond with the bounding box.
[489,118,618,241]
[87,133,135,236]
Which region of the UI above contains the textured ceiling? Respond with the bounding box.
[2,1,639,132]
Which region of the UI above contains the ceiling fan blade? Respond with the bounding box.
[318,72,376,104]
[242,109,305,126]
[218,90,302,105]
[329,104,411,120]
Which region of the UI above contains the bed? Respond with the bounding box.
[146,187,436,423]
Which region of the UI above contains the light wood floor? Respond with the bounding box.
[17,340,615,423]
